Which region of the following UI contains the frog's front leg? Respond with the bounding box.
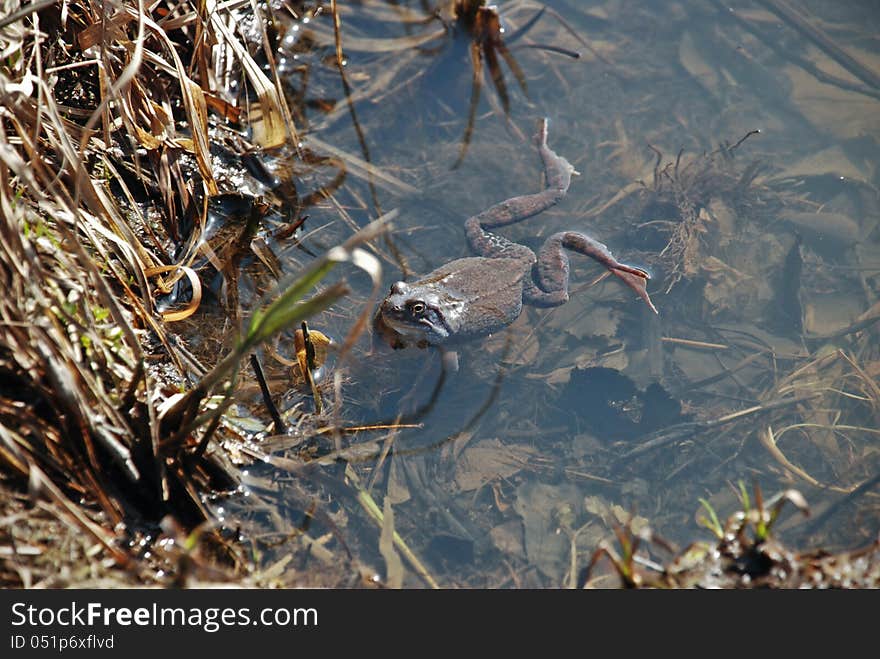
[526,232,659,313]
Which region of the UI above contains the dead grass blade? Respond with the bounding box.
[303,134,419,196]
[144,264,203,322]
[207,0,292,148]
[622,393,822,459]
[758,425,853,493]
[354,474,439,589]
[379,497,405,588]
[120,5,218,193]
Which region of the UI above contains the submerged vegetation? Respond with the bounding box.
[1,0,878,587]
[582,483,880,589]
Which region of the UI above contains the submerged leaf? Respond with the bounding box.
[771,145,870,183]
[802,291,864,336]
[678,31,720,96]
[779,210,861,254]
[454,439,537,492]
[379,498,405,588]
[489,520,526,559]
[513,481,582,581]
[785,63,880,142]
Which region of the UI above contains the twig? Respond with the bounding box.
[799,472,880,539]
[715,0,880,101]
[354,482,439,589]
[250,354,286,434]
[0,0,57,30]
[621,393,822,459]
[661,337,729,350]
[757,0,880,90]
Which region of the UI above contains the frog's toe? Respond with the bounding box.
[612,268,659,314]
[534,117,550,146]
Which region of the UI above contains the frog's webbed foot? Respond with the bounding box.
[609,265,658,315]
[534,117,577,195]
[534,232,659,314]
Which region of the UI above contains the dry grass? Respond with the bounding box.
[0,0,308,586]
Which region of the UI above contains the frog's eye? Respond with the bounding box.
[408,301,426,315]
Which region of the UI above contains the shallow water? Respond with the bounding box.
[230,0,880,587]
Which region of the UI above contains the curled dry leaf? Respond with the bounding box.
[293,327,331,376]
[144,264,202,322]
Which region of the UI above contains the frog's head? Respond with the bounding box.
[376,280,462,347]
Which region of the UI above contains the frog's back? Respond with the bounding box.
[416,256,529,339]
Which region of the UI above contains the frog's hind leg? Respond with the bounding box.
[464,118,575,257]
[534,117,576,196]
[527,232,659,314]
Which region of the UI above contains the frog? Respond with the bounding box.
[375,118,657,350]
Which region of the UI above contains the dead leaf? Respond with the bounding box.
[454,439,537,492]
[701,256,754,315]
[514,481,582,581]
[784,56,880,143]
[483,313,539,366]
[779,210,861,250]
[489,520,526,559]
[610,504,649,534]
[293,327,331,376]
[584,495,609,519]
[803,291,864,336]
[386,454,411,505]
[585,496,649,534]
[769,145,872,184]
[133,124,164,150]
[540,365,575,387]
[679,31,720,97]
[555,301,619,341]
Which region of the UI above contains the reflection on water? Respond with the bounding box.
[226,0,880,586]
